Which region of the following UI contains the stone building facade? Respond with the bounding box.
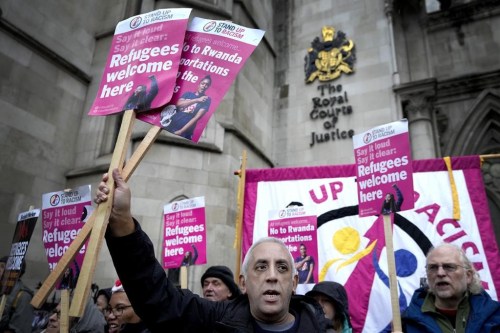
[1,0,498,296]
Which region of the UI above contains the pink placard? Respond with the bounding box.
[88,8,192,116]
[163,197,207,269]
[268,206,318,284]
[41,185,93,289]
[137,17,265,142]
[353,119,414,217]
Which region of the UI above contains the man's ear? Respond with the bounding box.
[239,275,247,294]
[466,269,474,285]
[292,273,298,293]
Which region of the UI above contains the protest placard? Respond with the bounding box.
[353,119,414,217]
[138,17,265,142]
[267,205,318,293]
[88,8,192,115]
[41,185,92,289]
[163,197,207,269]
[352,119,414,331]
[0,209,40,296]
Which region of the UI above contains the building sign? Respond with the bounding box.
[305,26,356,147]
[309,83,355,147]
[304,26,356,83]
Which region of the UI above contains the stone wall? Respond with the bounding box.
[273,0,397,166]
[0,0,276,294]
[1,0,498,297]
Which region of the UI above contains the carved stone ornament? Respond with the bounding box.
[304,26,356,83]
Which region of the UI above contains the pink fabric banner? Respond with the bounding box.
[242,156,499,332]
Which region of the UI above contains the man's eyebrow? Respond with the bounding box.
[254,259,269,265]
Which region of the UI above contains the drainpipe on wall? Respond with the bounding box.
[385,0,402,122]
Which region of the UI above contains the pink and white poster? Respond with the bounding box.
[268,205,318,291]
[88,8,192,116]
[41,185,93,289]
[163,196,207,269]
[138,17,265,142]
[353,119,414,217]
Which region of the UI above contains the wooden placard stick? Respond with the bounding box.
[180,266,188,289]
[122,126,162,177]
[382,214,402,332]
[233,150,247,279]
[31,125,161,308]
[59,289,70,333]
[69,110,135,317]
[0,295,6,320]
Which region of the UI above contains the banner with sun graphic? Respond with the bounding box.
[242,156,500,333]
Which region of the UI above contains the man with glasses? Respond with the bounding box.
[104,280,150,333]
[43,298,105,333]
[402,243,500,332]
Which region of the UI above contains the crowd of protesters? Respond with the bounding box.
[0,247,499,333]
[0,168,498,332]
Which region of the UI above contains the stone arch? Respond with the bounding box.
[445,89,500,242]
[445,89,500,156]
[170,195,189,203]
[482,158,500,244]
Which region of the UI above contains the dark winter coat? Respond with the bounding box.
[402,287,500,333]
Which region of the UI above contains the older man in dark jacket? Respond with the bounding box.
[402,243,500,332]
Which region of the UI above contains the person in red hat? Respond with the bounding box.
[105,280,150,333]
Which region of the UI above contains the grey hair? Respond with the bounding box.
[241,237,298,278]
[426,243,483,294]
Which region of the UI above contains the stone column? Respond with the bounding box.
[384,0,400,85]
[394,78,439,159]
[405,94,438,159]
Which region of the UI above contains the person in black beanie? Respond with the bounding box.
[200,265,241,301]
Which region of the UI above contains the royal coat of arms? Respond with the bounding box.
[304,26,356,83]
